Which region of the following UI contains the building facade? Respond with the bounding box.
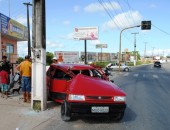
[0,13,28,63]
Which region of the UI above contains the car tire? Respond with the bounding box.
[111,112,124,121]
[61,100,71,121]
[124,68,129,72]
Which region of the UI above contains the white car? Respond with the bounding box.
[106,63,131,72]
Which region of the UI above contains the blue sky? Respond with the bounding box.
[0,0,170,57]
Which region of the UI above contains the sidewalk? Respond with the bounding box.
[0,93,60,130]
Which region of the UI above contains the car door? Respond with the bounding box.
[47,66,72,101]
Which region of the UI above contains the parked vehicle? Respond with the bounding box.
[46,64,126,121]
[106,63,131,72]
[154,61,161,68]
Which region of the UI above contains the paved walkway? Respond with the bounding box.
[0,93,60,130]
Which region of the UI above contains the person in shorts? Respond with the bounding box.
[16,55,31,103]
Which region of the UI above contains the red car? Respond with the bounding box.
[46,64,126,121]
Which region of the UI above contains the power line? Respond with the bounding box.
[152,24,170,35]
[98,0,135,44]
[98,0,121,30]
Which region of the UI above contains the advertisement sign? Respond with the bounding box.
[0,13,28,40]
[98,53,110,61]
[54,51,79,63]
[80,52,97,62]
[110,53,118,61]
[73,26,98,40]
[96,44,107,48]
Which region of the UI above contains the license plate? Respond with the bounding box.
[91,106,109,113]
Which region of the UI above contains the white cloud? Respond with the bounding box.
[63,20,70,25]
[145,49,170,57]
[102,11,142,31]
[15,15,32,26]
[59,33,74,40]
[74,5,80,12]
[84,1,120,13]
[46,41,64,50]
[90,40,101,45]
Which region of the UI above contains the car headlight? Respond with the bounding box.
[114,96,126,102]
[68,94,85,101]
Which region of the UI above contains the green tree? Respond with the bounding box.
[46,52,54,65]
[17,57,24,64]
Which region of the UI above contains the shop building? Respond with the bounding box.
[0,13,28,63]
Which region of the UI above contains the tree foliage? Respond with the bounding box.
[46,52,54,65]
[17,57,24,64]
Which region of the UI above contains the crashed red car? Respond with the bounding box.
[46,64,126,121]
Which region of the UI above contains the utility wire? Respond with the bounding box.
[152,24,170,35]
[98,0,135,44]
[98,0,121,30]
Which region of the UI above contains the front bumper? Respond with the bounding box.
[68,102,126,115]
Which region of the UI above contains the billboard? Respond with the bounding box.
[80,52,97,62]
[96,44,107,48]
[110,53,118,61]
[0,13,28,41]
[54,51,79,63]
[98,53,110,61]
[73,26,98,40]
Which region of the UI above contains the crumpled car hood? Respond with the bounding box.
[69,74,126,96]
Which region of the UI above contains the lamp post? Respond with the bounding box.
[23,2,32,57]
[119,25,140,71]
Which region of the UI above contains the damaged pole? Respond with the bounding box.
[31,0,46,111]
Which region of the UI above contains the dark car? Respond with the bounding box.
[46,64,126,121]
[154,61,161,68]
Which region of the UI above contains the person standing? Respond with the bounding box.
[52,57,58,64]
[0,67,9,98]
[16,55,32,103]
[0,56,11,84]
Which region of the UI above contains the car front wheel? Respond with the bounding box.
[124,68,129,72]
[110,112,124,121]
[61,100,71,121]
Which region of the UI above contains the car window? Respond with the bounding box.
[90,69,103,79]
[71,70,80,75]
[53,68,71,80]
[81,70,90,76]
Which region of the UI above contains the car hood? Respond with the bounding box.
[69,74,126,96]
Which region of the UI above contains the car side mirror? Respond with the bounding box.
[104,69,111,76]
[110,80,114,83]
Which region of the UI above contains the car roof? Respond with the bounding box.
[50,63,95,70]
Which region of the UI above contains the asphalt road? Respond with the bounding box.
[38,63,170,130]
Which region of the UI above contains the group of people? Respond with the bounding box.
[0,55,31,102]
[0,55,57,102]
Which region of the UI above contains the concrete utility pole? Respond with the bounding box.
[131,32,139,66]
[31,0,46,111]
[23,2,32,57]
[152,47,155,60]
[144,42,147,59]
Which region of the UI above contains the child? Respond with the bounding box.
[0,67,9,98]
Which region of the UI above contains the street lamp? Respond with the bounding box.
[23,2,32,57]
[119,25,140,71]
